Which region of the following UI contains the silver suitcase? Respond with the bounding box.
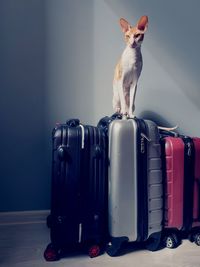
[107,118,163,256]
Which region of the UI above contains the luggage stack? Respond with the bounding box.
[44,115,200,261]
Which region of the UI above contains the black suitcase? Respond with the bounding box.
[44,119,108,261]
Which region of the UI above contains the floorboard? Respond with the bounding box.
[0,216,200,267]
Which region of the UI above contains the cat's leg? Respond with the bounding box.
[129,83,137,118]
[112,85,121,113]
[124,87,130,117]
[118,85,129,117]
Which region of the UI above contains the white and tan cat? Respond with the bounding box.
[113,15,148,118]
[112,16,178,131]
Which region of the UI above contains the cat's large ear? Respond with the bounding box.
[119,18,130,33]
[137,15,148,33]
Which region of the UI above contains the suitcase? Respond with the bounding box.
[189,137,200,246]
[99,116,163,256]
[161,133,197,248]
[44,119,108,261]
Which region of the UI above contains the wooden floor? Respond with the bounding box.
[1,212,200,267]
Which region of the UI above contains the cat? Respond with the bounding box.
[112,16,178,132]
[112,15,148,118]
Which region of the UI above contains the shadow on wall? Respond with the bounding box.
[104,0,200,110]
[139,110,174,127]
[45,0,95,126]
[0,0,48,211]
[139,110,180,132]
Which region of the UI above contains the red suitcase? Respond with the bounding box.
[161,135,195,248]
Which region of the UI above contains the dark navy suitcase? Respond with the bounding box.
[44,119,108,261]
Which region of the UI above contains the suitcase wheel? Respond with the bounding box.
[44,244,60,261]
[145,237,161,251]
[106,243,120,257]
[188,233,194,242]
[88,244,101,258]
[194,233,200,246]
[106,237,128,257]
[164,233,179,249]
[46,215,52,228]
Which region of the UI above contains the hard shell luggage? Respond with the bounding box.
[189,137,200,246]
[161,134,197,248]
[100,116,163,256]
[44,119,108,261]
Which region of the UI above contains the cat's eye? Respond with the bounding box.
[125,35,130,39]
[134,34,140,38]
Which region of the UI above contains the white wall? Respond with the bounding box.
[0,0,47,211]
[45,0,95,126]
[1,0,200,211]
[93,0,200,135]
[46,0,200,136]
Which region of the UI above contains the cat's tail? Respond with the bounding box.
[157,125,178,131]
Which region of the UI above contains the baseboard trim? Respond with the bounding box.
[0,210,50,226]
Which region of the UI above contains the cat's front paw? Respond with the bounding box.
[128,113,136,119]
[121,112,129,120]
[115,107,121,114]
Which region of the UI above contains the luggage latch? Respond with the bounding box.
[56,216,66,224]
[93,145,102,158]
[57,146,68,161]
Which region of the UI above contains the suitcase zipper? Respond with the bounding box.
[187,142,192,156]
[140,133,151,153]
[182,137,195,231]
[135,118,149,242]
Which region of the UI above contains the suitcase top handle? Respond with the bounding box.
[66,119,80,127]
[159,129,179,138]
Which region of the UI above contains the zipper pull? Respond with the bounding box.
[187,142,192,156]
[140,133,151,154]
[141,135,145,154]
[141,133,151,142]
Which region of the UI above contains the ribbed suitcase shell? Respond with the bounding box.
[163,137,185,230]
[163,136,195,232]
[45,120,108,260]
[161,135,200,249]
[108,118,163,253]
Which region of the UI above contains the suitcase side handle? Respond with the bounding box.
[66,119,80,127]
